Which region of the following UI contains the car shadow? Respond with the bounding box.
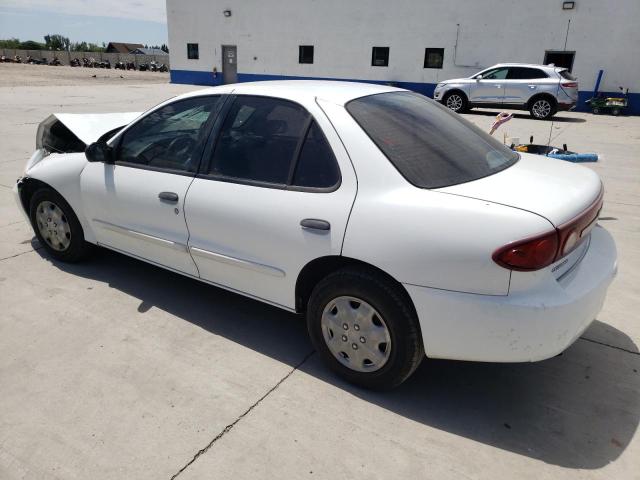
[466,109,587,123]
[35,245,639,470]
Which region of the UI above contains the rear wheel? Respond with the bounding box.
[443,91,467,113]
[29,188,93,262]
[307,267,424,390]
[611,108,621,116]
[529,97,556,120]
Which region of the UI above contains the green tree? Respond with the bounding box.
[71,41,88,52]
[44,34,71,51]
[0,38,21,48]
[20,40,44,50]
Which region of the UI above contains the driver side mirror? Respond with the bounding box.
[85,141,114,164]
[476,74,483,80]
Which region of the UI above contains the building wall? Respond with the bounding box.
[167,0,640,113]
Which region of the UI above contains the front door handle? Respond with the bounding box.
[158,191,179,203]
[300,218,330,231]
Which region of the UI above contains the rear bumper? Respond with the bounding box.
[405,225,617,362]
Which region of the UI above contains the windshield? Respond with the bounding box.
[346,91,519,189]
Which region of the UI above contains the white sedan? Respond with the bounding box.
[14,81,617,389]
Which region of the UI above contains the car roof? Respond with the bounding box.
[175,80,404,106]
[491,63,564,72]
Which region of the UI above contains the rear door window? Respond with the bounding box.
[507,67,548,79]
[208,96,309,185]
[346,92,519,189]
[292,121,340,188]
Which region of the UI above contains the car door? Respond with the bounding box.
[80,95,223,275]
[503,67,548,104]
[469,67,508,104]
[184,95,357,309]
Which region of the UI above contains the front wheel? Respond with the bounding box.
[307,267,424,390]
[443,91,468,113]
[29,187,93,262]
[529,98,556,120]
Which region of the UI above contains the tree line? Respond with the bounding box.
[0,34,169,53]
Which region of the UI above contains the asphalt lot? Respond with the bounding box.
[0,65,639,479]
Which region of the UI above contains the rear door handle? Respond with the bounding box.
[300,218,330,231]
[158,191,179,203]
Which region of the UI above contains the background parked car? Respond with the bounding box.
[433,63,578,119]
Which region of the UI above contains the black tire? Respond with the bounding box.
[442,91,468,113]
[592,107,600,115]
[29,187,93,262]
[529,96,556,120]
[307,267,424,390]
[611,108,621,116]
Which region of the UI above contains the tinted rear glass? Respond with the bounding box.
[559,70,576,81]
[346,92,519,188]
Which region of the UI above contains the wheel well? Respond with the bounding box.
[443,89,467,100]
[18,177,52,215]
[295,256,416,316]
[528,93,557,109]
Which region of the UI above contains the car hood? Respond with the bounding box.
[36,112,141,152]
[436,153,602,227]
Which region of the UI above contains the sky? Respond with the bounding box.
[0,0,168,46]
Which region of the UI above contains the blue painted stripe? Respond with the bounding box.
[170,69,638,115]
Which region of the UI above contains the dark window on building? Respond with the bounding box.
[292,121,340,188]
[187,43,199,60]
[346,92,519,189]
[506,67,548,79]
[424,48,444,69]
[371,47,389,67]
[209,96,310,185]
[299,45,314,64]
[117,96,221,172]
[544,50,575,71]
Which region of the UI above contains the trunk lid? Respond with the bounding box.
[437,152,602,227]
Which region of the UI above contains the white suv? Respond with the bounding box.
[434,63,578,119]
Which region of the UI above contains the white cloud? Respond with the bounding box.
[0,0,166,23]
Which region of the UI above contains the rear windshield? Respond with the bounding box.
[346,92,519,189]
[559,70,576,81]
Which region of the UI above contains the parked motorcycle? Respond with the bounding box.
[138,63,149,72]
[70,58,81,67]
[49,58,62,66]
[114,61,126,70]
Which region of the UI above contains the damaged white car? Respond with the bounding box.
[14,81,617,389]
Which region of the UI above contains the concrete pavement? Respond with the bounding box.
[0,74,638,479]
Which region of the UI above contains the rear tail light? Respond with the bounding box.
[493,231,559,271]
[493,186,604,271]
[562,82,578,88]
